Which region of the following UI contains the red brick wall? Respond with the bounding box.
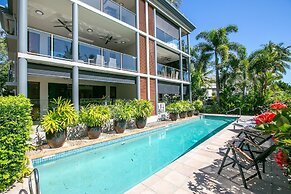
[149,39,155,75]
[150,79,157,115]
[139,0,146,32]
[139,35,147,74]
[140,77,147,100]
[148,5,155,36]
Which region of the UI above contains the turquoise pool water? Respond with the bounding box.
[34,116,236,194]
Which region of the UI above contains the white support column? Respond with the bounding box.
[145,1,150,100]
[17,0,28,96]
[40,80,48,116]
[72,2,79,111]
[188,34,192,101]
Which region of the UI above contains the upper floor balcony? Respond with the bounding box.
[156,13,189,53]
[28,29,137,72]
[80,0,136,27]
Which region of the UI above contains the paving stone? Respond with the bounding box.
[164,171,188,187]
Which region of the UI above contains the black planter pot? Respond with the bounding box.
[87,126,102,139]
[187,111,193,117]
[179,112,187,119]
[114,120,127,133]
[136,117,147,129]
[46,130,67,148]
[169,113,178,121]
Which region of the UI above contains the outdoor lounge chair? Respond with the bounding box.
[235,127,272,147]
[218,138,276,189]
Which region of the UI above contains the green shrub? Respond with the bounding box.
[41,98,77,134]
[131,99,153,119]
[166,102,181,114]
[111,100,133,121]
[79,105,111,127]
[193,100,203,111]
[0,95,32,192]
[178,101,192,112]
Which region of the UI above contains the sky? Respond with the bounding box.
[180,0,291,84]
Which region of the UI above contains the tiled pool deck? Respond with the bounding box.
[126,115,291,194]
[6,115,291,194]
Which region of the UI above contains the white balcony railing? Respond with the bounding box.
[27,29,137,72]
[80,0,136,27]
[157,63,180,80]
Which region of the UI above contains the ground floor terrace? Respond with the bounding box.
[8,115,291,194]
[20,62,191,120]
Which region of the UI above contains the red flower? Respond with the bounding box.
[274,149,289,168]
[271,102,288,110]
[255,112,276,124]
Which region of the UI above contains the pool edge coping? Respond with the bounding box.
[30,114,238,166]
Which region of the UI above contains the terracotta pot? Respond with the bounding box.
[46,130,67,148]
[187,111,193,117]
[179,112,187,119]
[169,113,178,121]
[87,126,102,139]
[136,117,147,129]
[194,111,199,115]
[114,120,127,133]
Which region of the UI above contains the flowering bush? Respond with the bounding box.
[271,102,288,110]
[255,112,276,124]
[256,102,291,180]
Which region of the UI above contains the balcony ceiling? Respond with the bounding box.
[27,0,136,53]
[157,46,179,64]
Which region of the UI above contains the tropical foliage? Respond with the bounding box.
[41,98,78,134]
[131,99,153,119]
[0,36,11,95]
[255,102,291,179]
[79,105,111,128]
[192,25,291,115]
[111,100,133,121]
[0,95,32,192]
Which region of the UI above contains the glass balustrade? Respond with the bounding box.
[181,35,189,53]
[27,29,137,72]
[103,0,120,19]
[103,49,121,69]
[121,6,136,27]
[183,71,189,82]
[80,0,101,10]
[28,30,50,56]
[82,0,136,27]
[53,36,72,60]
[156,28,180,49]
[157,63,180,80]
[122,54,137,72]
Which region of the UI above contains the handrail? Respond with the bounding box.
[226,107,241,122]
[28,168,40,194]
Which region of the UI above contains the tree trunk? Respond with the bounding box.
[215,51,220,104]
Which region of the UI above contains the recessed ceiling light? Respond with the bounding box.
[87,28,93,33]
[35,10,44,15]
[121,41,126,44]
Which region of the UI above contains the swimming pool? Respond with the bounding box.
[33,116,236,194]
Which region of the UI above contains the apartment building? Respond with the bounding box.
[1,0,195,118]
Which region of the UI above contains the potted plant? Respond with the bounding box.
[178,101,187,119]
[166,102,180,121]
[41,98,77,148]
[112,100,132,133]
[186,101,194,117]
[131,99,153,129]
[79,105,111,139]
[193,100,203,115]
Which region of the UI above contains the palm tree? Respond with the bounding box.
[195,25,240,104]
[249,42,291,97]
[190,46,213,99]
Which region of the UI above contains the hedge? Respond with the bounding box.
[0,95,32,192]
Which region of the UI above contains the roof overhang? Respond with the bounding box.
[150,0,196,32]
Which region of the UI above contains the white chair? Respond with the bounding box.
[108,58,117,68]
[96,55,104,66]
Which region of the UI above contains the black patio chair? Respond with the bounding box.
[218,138,276,189]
